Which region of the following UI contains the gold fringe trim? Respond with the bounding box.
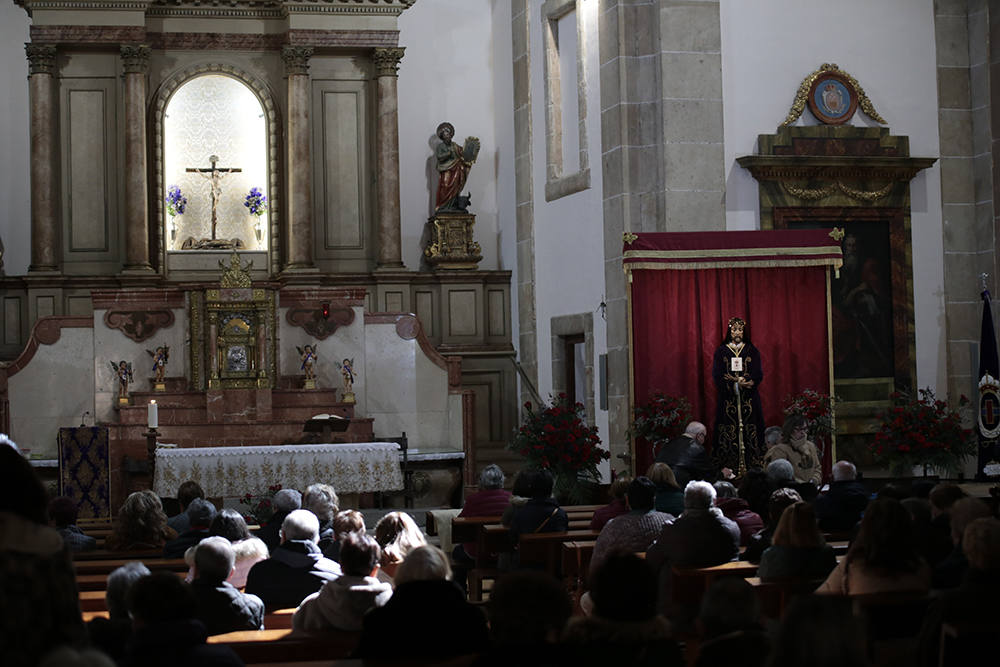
[624,258,843,272]
[624,245,841,260]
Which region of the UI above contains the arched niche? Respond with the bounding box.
[152,64,281,278]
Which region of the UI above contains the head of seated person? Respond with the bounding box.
[646,463,680,491]
[303,483,338,526]
[210,508,251,542]
[588,551,658,622]
[394,545,452,585]
[333,509,365,541]
[176,481,205,514]
[128,571,198,630]
[106,561,151,622]
[683,480,717,512]
[339,532,382,577]
[963,517,1000,572]
[765,459,795,486]
[625,477,657,512]
[479,463,506,491]
[698,576,762,640]
[186,498,217,532]
[272,488,303,515]
[281,508,320,545]
[193,536,236,584]
[489,570,571,648]
[527,468,556,501]
[374,511,426,569]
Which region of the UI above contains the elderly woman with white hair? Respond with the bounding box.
[453,464,513,579]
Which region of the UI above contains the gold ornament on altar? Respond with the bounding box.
[219,251,253,288]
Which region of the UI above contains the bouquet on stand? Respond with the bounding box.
[870,388,975,476]
[509,394,608,503]
[627,392,693,460]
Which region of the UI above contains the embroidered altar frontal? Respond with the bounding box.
[152,442,405,497]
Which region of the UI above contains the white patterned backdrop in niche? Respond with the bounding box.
[164,74,268,250]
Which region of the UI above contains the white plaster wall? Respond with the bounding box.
[0,3,31,276]
[9,328,95,457]
[527,0,610,466]
[363,321,457,452]
[277,306,365,410]
[93,308,187,422]
[720,0,945,395]
[397,0,503,271]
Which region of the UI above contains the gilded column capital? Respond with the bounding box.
[120,44,151,75]
[281,46,314,76]
[24,44,57,76]
[373,47,405,77]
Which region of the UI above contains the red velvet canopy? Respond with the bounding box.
[624,230,842,478]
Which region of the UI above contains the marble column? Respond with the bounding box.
[282,46,315,272]
[25,45,59,272]
[373,47,405,270]
[121,44,153,272]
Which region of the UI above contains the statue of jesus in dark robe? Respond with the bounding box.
[712,317,765,474]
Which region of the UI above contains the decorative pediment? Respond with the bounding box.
[286,306,355,340]
[104,310,175,343]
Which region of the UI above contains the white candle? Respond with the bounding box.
[148,400,158,429]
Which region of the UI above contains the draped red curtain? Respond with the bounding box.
[630,265,831,476]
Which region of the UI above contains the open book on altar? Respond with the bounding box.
[304,413,350,433]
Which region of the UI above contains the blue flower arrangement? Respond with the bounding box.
[165,185,187,217]
[244,187,267,217]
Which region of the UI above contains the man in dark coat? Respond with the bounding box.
[813,460,870,532]
[655,421,723,488]
[254,488,302,554]
[245,509,342,610]
[190,537,264,635]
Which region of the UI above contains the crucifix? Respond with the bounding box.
[186,155,242,240]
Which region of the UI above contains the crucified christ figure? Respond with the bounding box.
[186,155,242,240]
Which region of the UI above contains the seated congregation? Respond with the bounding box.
[2,424,999,667]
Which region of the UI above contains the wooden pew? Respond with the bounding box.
[519,529,601,574]
[74,557,188,576]
[79,607,295,630]
[207,628,361,664]
[72,548,164,561]
[744,576,822,619]
[75,570,186,592]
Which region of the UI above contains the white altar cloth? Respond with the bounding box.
[152,443,404,497]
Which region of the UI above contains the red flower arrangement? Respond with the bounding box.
[870,388,975,476]
[782,389,835,441]
[509,394,608,500]
[239,483,282,525]
[627,392,693,454]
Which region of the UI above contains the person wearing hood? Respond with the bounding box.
[293,531,392,633]
[244,509,342,611]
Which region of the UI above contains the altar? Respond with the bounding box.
[152,442,404,498]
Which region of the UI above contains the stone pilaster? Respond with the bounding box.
[121,44,153,272]
[373,47,405,270]
[282,46,316,272]
[25,44,59,273]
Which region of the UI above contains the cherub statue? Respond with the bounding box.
[336,358,355,395]
[147,345,170,383]
[297,344,318,381]
[109,360,133,400]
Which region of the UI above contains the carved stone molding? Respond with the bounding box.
[285,306,354,340]
[4,316,93,378]
[104,310,175,342]
[25,45,56,76]
[395,314,419,340]
[120,44,151,74]
[372,47,405,77]
[281,46,314,76]
[30,25,146,44]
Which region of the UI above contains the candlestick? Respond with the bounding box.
[148,400,158,429]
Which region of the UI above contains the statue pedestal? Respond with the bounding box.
[152,381,166,392]
[342,391,356,404]
[303,379,316,390]
[424,212,482,270]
